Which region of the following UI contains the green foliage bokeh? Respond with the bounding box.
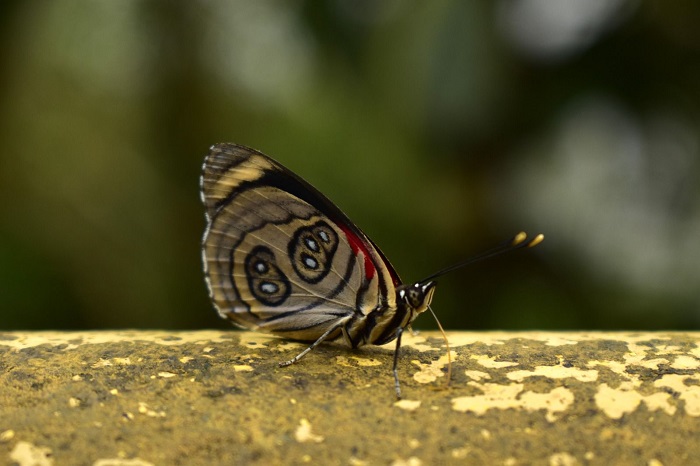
[1,1,699,331]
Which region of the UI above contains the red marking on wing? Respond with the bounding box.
[338,224,377,280]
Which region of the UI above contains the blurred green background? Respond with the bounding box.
[1,1,699,332]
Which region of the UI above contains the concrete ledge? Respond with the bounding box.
[1,330,699,465]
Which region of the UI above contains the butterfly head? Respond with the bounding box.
[398,281,436,317]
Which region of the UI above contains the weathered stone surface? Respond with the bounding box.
[1,330,699,465]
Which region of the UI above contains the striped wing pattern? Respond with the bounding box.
[201,143,400,344]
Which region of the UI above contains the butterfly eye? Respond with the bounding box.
[245,246,291,307]
[408,289,421,307]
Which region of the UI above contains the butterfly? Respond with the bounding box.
[200,143,543,398]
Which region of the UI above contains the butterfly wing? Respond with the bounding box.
[201,143,401,342]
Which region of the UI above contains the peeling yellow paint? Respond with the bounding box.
[670,355,700,369]
[348,457,369,466]
[0,429,15,443]
[9,441,54,466]
[445,331,585,348]
[232,365,254,372]
[91,359,112,368]
[587,360,630,378]
[0,330,236,350]
[335,356,353,367]
[90,357,133,368]
[353,357,382,366]
[451,382,573,422]
[407,331,683,349]
[596,383,639,418]
[654,374,700,416]
[541,337,580,347]
[642,393,678,416]
[584,339,700,418]
[93,459,155,466]
[507,365,598,382]
[464,370,491,381]
[336,355,382,367]
[137,402,165,418]
[394,399,421,411]
[653,374,687,393]
[631,357,670,369]
[426,333,503,348]
[0,330,693,354]
[470,354,518,369]
[549,452,578,465]
[594,383,675,419]
[275,341,306,352]
[390,457,423,466]
[411,352,453,384]
[239,333,278,349]
[294,419,324,443]
[519,387,575,422]
[649,344,684,355]
[396,334,435,352]
[451,382,524,416]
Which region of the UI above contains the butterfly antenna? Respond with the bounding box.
[419,231,544,284]
[420,231,543,392]
[427,304,452,390]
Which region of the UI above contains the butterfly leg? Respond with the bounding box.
[392,327,404,399]
[278,316,352,368]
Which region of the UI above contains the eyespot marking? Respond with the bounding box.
[289,220,338,284]
[245,246,290,306]
[305,237,319,251]
[260,282,279,294]
[255,261,268,273]
[302,254,319,270]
